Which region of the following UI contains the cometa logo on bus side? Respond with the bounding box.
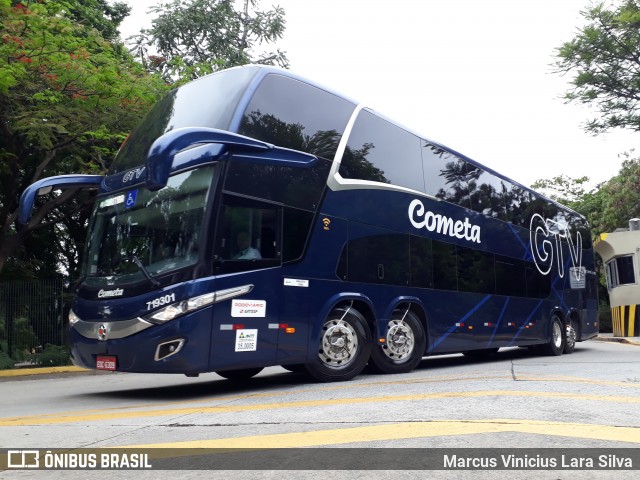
[408,199,481,244]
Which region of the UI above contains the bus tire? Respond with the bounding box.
[564,317,578,354]
[305,307,371,382]
[542,315,565,356]
[215,367,263,381]
[368,310,426,374]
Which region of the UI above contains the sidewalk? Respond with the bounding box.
[590,333,640,346]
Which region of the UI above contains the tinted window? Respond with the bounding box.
[495,255,526,297]
[410,235,433,288]
[526,264,551,298]
[225,158,331,210]
[346,231,410,286]
[458,247,495,294]
[422,143,472,209]
[283,207,314,263]
[504,183,532,227]
[111,67,259,174]
[340,110,424,191]
[468,170,508,220]
[432,240,457,291]
[238,74,354,160]
[214,195,280,274]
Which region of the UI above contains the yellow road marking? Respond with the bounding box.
[123,419,640,450]
[2,390,640,426]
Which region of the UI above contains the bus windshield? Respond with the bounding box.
[109,66,259,175]
[82,166,217,288]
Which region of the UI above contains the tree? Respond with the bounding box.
[530,174,592,207]
[0,0,166,278]
[589,153,640,234]
[554,0,640,134]
[531,152,640,237]
[130,0,288,83]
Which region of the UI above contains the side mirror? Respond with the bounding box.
[18,175,103,224]
[146,127,272,191]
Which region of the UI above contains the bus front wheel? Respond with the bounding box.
[368,310,426,374]
[542,315,565,356]
[305,307,371,382]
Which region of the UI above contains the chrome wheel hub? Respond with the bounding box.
[319,319,358,367]
[381,319,415,361]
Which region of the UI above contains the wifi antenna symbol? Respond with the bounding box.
[322,218,331,230]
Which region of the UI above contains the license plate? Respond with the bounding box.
[96,355,117,371]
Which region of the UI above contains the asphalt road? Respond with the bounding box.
[1,338,639,479]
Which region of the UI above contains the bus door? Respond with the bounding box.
[209,195,282,370]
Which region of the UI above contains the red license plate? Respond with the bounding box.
[96,355,117,371]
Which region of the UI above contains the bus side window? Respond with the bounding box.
[214,196,281,270]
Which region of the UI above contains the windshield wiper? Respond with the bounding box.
[122,255,161,288]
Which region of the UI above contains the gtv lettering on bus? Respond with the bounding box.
[408,199,481,244]
[529,213,583,279]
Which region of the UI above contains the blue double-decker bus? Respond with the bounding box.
[19,65,598,382]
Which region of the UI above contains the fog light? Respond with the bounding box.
[155,339,185,361]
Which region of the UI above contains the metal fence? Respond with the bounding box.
[0,279,68,368]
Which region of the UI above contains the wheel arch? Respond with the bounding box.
[311,292,376,359]
[567,308,582,331]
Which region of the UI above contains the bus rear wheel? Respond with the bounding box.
[564,317,578,354]
[215,367,264,381]
[368,310,426,374]
[542,315,565,356]
[305,307,371,382]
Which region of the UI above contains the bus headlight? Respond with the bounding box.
[143,284,253,324]
[68,309,80,326]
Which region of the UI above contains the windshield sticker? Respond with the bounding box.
[125,190,138,209]
[408,199,481,244]
[235,329,258,352]
[231,300,266,317]
[100,195,125,208]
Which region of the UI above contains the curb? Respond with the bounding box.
[591,336,640,346]
[0,365,88,378]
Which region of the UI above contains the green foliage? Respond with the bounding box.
[554,0,640,134]
[130,0,288,83]
[0,0,167,278]
[590,152,640,234]
[531,155,640,237]
[0,351,14,369]
[0,315,38,361]
[530,174,591,207]
[35,344,71,366]
[65,0,131,41]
